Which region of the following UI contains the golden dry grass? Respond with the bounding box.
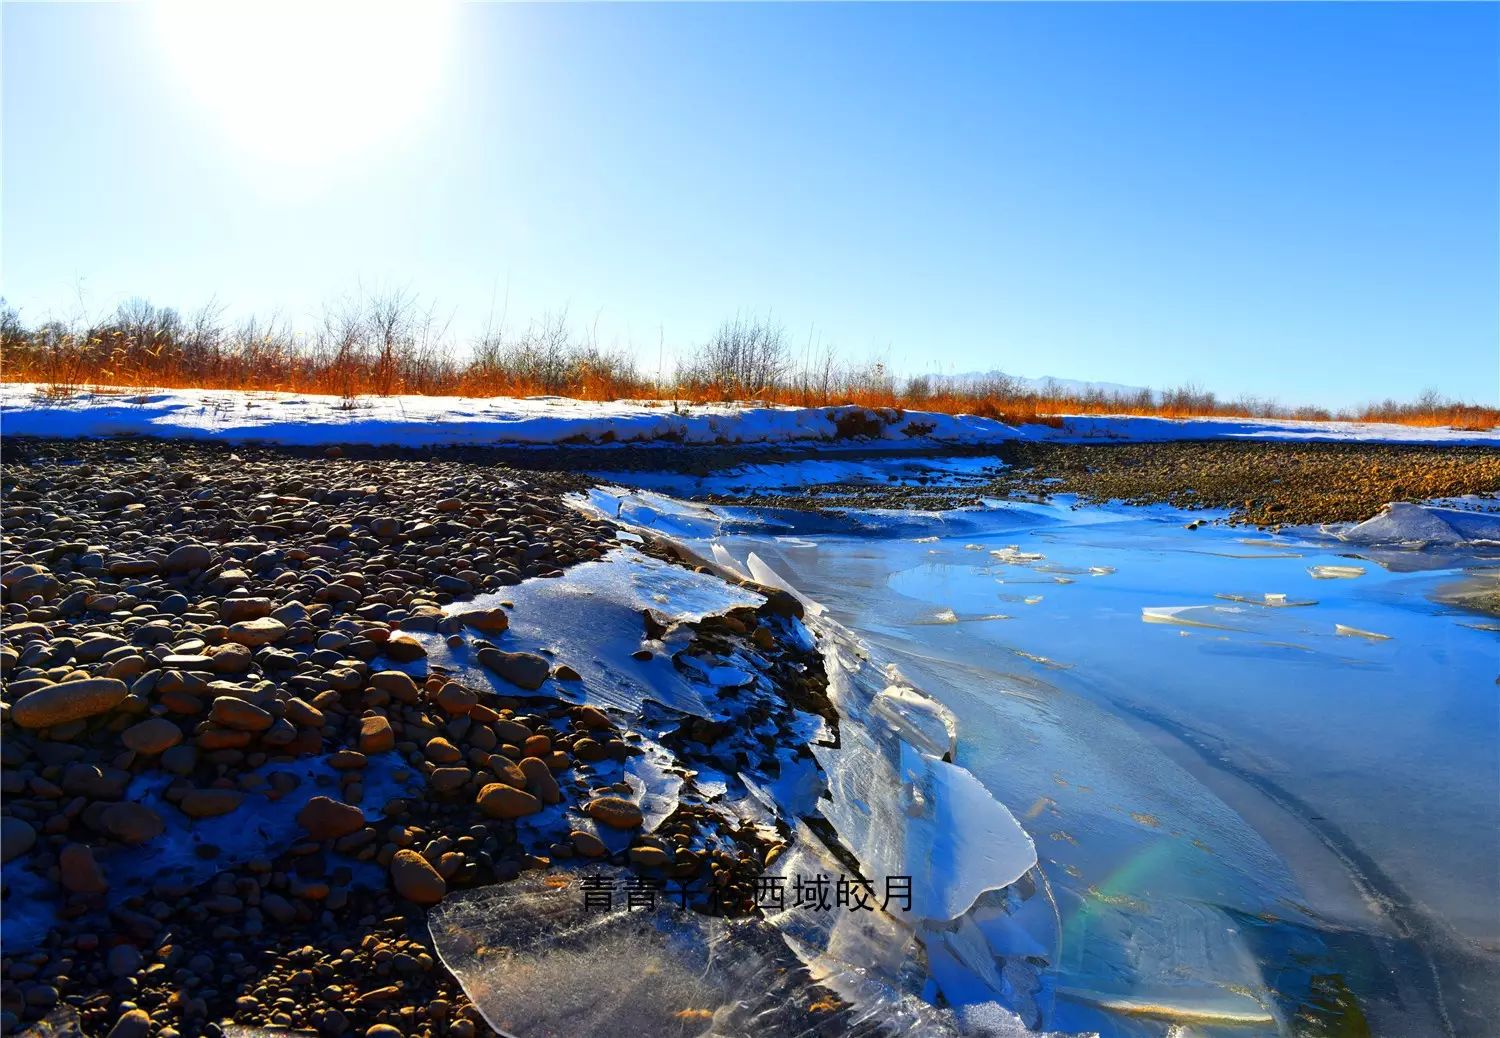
[3,305,1493,430]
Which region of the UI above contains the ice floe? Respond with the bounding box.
[1334,502,1500,548]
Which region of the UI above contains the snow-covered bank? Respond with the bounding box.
[2,383,1495,448]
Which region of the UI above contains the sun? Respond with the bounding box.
[153,1,454,166]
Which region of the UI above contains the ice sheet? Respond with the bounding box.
[428,870,959,1038]
[812,623,1038,924]
[415,548,763,719]
[1335,501,1500,547]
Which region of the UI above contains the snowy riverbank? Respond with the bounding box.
[3,383,1496,448]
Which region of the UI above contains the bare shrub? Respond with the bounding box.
[678,313,789,400]
[1,293,1493,429]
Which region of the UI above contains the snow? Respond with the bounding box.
[3,382,1495,447]
[1334,502,1500,547]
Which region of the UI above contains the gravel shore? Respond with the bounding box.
[0,438,836,1037]
[660,441,1500,525]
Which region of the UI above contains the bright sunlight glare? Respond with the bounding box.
[154,1,453,167]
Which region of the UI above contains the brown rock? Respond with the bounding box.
[226,617,288,647]
[121,717,183,755]
[519,756,562,803]
[208,642,253,673]
[383,633,427,662]
[453,608,509,634]
[211,696,274,732]
[370,670,421,703]
[476,782,541,819]
[389,848,446,905]
[220,597,273,622]
[628,846,672,868]
[162,544,213,574]
[106,1008,151,1038]
[434,682,477,716]
[358,715,395,753]
[100,803,164,845]
[476,648,550,690]
[11,677,128,729]
[180,789,245,818]
[425,737,462,764]
[586,796,643,830]
[487,756,528,788]
[427,767,472,794]
[297,796,366,840]
[570,830,607,858]
[59,843,108,894]
[283,697,324,726]
[1,816,37,863]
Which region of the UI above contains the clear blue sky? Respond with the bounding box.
[4,2,1496,406]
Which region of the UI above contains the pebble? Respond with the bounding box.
[297,796,367,840]
[10,677,128,729]
[475,782,541,819]
[389,849,447,905]
[585,796,644,830]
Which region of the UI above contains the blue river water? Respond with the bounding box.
[628,481,1499,1037]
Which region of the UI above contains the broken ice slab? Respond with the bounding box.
[1334,623,1391,641]
[1308,564,1366,579]
[810,621,1038,924]
[873,681,959,761]
[416,548,763,720]
[1141,605,1259,632]
[428,871,955,1038]
[1215,592,1317,607]
[1048,890,1277,1032]
[989,546,1046,564]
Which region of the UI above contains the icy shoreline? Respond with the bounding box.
[3,383,1496,448]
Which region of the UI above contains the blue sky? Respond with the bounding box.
[4,2,1496,406]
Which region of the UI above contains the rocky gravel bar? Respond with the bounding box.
[0,438,841,1037]
[645,441,1500,525]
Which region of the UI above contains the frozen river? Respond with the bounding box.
[593,466,1499,1037]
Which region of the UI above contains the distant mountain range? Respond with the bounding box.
[930,370,1153,399]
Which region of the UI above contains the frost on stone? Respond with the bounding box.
[429,870,957,1038]
[418,548,762,720]
[1307,564,1366,579]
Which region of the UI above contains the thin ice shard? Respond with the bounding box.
[1308,564,1366,579]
